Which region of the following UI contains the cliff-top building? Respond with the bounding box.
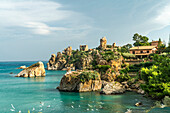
[129,46,157,58]
[151,40,162,46]
[129,40,162,58]
[80,45,88,51]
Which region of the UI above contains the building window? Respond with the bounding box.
[141,51,143,53]
[133,51,135,54]
[147,51,149,53]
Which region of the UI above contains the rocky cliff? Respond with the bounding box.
[57,70,102,92]
[16,61,46,77]
[47,45,123,72]
[47,37,123,82]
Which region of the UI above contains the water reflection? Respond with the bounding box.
[24,77,45,82]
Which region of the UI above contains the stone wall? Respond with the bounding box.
[80,45,88,51]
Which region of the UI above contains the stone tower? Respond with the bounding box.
[80,45,88,51]
[113,43,116,48]
[99,37,107,49]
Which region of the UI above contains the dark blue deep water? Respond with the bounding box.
[0,61,169,113]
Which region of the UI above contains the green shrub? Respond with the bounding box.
[27,62,40,69]
[79,71,99,83]
[117,73,130,82]
[140,55,170,99]
[106,45,112,48]
[122,53,136,59]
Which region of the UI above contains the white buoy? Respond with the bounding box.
[87,108,89,111]
[18,110,21,113]
[79,105,80,107]
[71,105,74,108]
[39,109,42,111]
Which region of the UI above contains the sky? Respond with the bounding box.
[0,0,170,61]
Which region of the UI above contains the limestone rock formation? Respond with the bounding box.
[16,61,45,77]
[58,71,102,92]
[63,46,72,56]
[101,68,119,82]
[99,37,107,49]
[17,65,26,69]
[47,54,56,70]
[100,81,126,95]
[47,37,123,72]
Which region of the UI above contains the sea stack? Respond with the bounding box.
[58,70,102,92]
[16,61,46,77]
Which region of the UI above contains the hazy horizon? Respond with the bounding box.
[0,0,170,61]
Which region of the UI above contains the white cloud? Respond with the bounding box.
[0,0,79,35]
[24,22,68,35]
[154,4,170,27]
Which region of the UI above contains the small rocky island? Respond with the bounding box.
[16,61,46,77]
[57,70,102,92]
[47,37,145,94]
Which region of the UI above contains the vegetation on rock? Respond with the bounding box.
[79,71,99,83]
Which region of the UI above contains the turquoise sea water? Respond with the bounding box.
[0,61,169,113]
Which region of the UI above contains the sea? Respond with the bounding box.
[0,61,169,113]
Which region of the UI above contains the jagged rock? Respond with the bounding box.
[17,65,26,69]
[15,61,45,77]
[135,102,142,106]
[99,37,107,49]
[58,71,102,92]
[74,55,93,70]
[101,68,118,82]
[121,81,129,88]
[47,54,56,70]
[137,89,145,94]
[63,46,72,56]
[47,37,123,72]
[49,54,56,65]
[109,60,122,71]
[99,60,107,65]
[57,52,62,59]
[100,81,126,95]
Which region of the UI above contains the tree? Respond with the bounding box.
[132,33,150,46]
[119,44,132,53]
[140,55,170,99]
[158,38,162,47]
